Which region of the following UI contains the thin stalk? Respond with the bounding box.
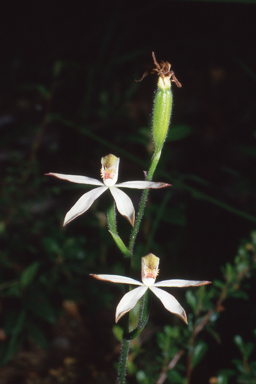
[117,292,151,384]
[106,203,117,235]
[116,339,131,384]
[117,153,162,384]
[128,151,161,253]
[115,151,162,384]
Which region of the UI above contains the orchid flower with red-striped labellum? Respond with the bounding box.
[46,154,170,226]
[90,254,211,323]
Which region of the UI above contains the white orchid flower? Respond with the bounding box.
[46,154,170,226]
[90,254,211,323]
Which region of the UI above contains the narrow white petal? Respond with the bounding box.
[116,286,148,323]
[154,279,211,288]
[64,186,107,225]
[150,286,187,323]
[46,173,103,186]
[116,181,171,189]
[90,274,143,285]
[110,187,135,226]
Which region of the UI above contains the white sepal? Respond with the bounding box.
[149,286,188,324]
[64,186,107,225]
[154,279,211,288]
[115,286,148,323]
[46,173,103,186]
[116,181,171,189]
[110,186,135,226]
[89,274,143,286]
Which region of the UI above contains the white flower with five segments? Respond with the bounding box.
[46,154,170,226]
[90,254,210,323]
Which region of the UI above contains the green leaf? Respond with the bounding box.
[164,325,179,339]
[213,279,225,289]
[42,237,61,254]
[186,290,197,314]
[167,124,192,141]
[167,369,186,384]
[7,284,22,297]
[1,310,26,364]
[217,375,229,384]
[136,370,150,384]
[20,262,40,287]
[27,323,49,350]
[216,369,235,384]
[157,332,166,349]
[234,335,244,349]
[20,83,50,98]
[112,325,123,342]
[217,376,228,384]
[4,310,26,336]
[109,231,131,258]
[191,341,208,368]
[36,84,50,98]
[25,296,56,324]
[127,361,137,375]
[229,291,248,300]
[232,359,244,374]
[1,336,21,365]
[165,207,186,226]
[244,342,254,359]
[53,60,64,77]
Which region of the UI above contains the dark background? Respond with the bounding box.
[0,1,256,383]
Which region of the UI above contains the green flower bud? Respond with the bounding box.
[152,76,173,153]
[136,52,181,172]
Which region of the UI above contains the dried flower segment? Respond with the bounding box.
[46,154,170,226]
[136,52,182,88]
[90,254,211,323]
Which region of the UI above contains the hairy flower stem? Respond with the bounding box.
[117,293,151,384]
[116,339,131,384]
[128,151,161,253]
[117,55,175,382]
[106,203,117,235]
[116,155,161,384]
[116,154,162,384]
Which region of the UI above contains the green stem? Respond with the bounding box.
[117,152,162,383]
[128,188,149,254]
[117,291,151,384]
[107,203,131,258]
[106,203,117,235]
[116,339,131,384]
[128,151,161,253]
